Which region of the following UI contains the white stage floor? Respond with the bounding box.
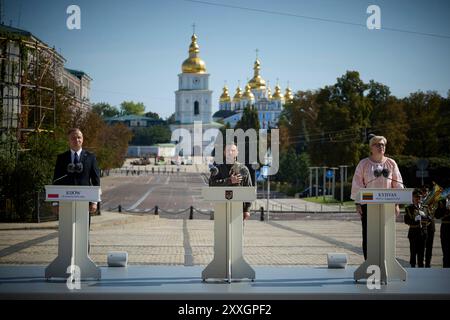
[1,265,449,300]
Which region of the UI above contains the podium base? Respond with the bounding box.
[202,257,255,282]
[354,203,407,284]
[45,201,101,280]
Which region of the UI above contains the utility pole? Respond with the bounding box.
[309,167,319,197]
[331,167,338,200]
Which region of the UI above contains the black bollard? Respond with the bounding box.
[189,206,194,220]
[155,205,159,215]
[118,205,122,213]
[260,206,264,221]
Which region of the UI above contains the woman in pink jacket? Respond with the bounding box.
[351,135,404,259]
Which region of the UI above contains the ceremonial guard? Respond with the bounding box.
[435,194,450,267]
[404,189,432,267]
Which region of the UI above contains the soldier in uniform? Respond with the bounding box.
[421,186,435,268]
[435,194,450,267]
[209,143,252,220]
[404,189,432,267]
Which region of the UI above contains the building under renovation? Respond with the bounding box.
[0,23,92,149]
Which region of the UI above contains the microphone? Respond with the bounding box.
[379,167,406,187]
[67,162,83,173]
[230,163,248,177]
[383,176,406,188]
[209,164,219,177]
[364,167,406,188]
[53,174,68,184]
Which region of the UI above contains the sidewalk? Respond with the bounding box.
[0,211,157,231]
[0,211,444,267]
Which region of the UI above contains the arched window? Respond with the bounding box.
[194,101,200,115]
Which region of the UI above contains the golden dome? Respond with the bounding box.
[284,86,294,102]
[220,85,231,103]
[181,34,207,73]
[248,59,266,90]
[242,84,255,100]
[233,86,243,102]
[267,83,272,99]
[272,84,283,100]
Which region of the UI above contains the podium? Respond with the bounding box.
[354,188,413,284]
[202,187,256,282]
[44,185,101,280]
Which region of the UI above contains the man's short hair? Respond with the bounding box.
[68,128,82,136]
[413,189,422,197]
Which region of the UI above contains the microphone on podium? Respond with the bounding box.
[364,167,406,188]
[209,163,219,177]
[53,174,68,184]
[378,167,406,188]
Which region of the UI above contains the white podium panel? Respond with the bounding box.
[354,188,413,284]
[202,187,256,282]
[44,185,101,280]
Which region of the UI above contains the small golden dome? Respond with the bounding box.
[272,84,283,100]
[182,34,207,73]
[220,85,231,103]
[242,84,255,101]
[248,59,266,90]
[233,86,243,102]
[267,85,272,100]
[284,86,294,102]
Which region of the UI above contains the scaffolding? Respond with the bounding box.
[0,25,65,153]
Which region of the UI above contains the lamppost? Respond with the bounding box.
[264,149,272,222]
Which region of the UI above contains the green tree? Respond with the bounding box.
[144,111,160,120]
[277,148,310,187]
[403,91,442,157]
[131,125,171,145]
[78,112,132,170]
[120,101,145,115]
[235,105,260,167]
[235,104,260,131]
[92,102,120,118]
[310,71,372,167]
[278,90,319,153]
[367,81,408,156]
[166,113,176,124]
[438,93,450,156]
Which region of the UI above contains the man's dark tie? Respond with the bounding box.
[74,152,79,164]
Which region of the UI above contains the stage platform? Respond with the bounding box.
[1,265,449,300]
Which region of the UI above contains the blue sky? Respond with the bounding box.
[4,0,450,118]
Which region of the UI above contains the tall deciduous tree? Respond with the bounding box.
[367,81,408,156]
[92,102,120,118]
[403,91,442,157]
[278,90,319,153]
[120,101,145,115]
[310,71,372,166]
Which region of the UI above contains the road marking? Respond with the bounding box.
[127,176,160,210]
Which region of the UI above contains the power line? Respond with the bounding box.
[184,0,450,40]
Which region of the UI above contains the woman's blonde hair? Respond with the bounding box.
[369,135,387,147]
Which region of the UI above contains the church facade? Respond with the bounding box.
[214,58,294,129]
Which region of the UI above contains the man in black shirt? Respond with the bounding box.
[209,143,252,220]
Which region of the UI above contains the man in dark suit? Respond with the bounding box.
[53,128,100,251]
